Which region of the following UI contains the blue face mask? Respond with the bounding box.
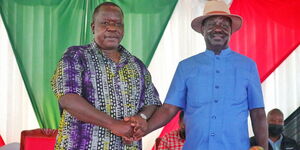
[268,124,283,137]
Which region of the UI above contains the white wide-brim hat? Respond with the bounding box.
[191,0,243,34]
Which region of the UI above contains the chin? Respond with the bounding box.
[212,43,226,48]
[103,45,119,50]
[211,40,225,45]
[211,40,228,47]
[102,41,120,49]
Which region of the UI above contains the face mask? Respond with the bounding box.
[268,124,283,137]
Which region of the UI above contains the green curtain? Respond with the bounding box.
[0,0,178,128]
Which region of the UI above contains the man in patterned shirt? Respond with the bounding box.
[51,2,161,150]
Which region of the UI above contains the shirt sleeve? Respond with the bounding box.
[247,62,264,110]
[143,67,162,106]
[164,62,187,109]
[51,48,83,99]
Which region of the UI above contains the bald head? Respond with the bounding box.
[267,108,284,125]
[92,2,123,24]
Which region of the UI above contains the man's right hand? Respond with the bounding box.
[132,125,147,140]
[124,116,148,140]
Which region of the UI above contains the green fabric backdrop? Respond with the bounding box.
[0,0,178,128]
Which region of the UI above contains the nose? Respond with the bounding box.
[106,25,117,32]
[212,25,223,32]
[214,27,222,32]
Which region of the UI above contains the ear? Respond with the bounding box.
[91,22,95,34]
[201,26,205,35]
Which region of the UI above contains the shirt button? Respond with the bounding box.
[212,115,216,119]
[215,85,219,89]
[216,57,220,60]
[216,70,220,73]
[211,133,215,136]
[214,100,219,103]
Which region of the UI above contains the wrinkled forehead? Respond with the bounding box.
[203,15,231,24]
[267,112,284,121]
[95,5,123,21]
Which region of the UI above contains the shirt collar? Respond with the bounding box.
[90,41,132,65]
[268,135,283,149]
[204,47,232,57]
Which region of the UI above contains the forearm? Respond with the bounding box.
[147,104,180,134]
[59,93,116,130]
[250,108,268,150]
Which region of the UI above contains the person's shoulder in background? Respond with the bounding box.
[282,136,299,150]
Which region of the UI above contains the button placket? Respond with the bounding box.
[214,56,221,91]
[210,55,221,143]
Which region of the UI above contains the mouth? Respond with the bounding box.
[104,37,119,43]
[212,35,224,41]
[105,36,118,39]
[211,33,227,40]
[212,36,223,40]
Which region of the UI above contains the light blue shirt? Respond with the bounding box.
[165,48,264,150]
[268,135,283,150]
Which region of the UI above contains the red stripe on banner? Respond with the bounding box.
[0,134,5,146]
[154,0,300,149]
[229,0,300,82]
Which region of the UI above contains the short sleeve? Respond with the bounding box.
[51,48,83,99]
[164,62,187,109]
[143,67,162,106]
[247,62,264,110]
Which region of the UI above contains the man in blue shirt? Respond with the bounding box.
[130,0,268,150]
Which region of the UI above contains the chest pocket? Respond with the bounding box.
[186,66,213,107]
[222,67,249,104]
[234,69,249,102]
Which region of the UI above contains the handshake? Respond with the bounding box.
[109,114,149,144]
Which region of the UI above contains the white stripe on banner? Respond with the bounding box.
[262,45,300,117]
[0,16,39,144]
[247,45,300,136]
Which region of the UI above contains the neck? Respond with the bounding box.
[207,45,228,55]
[101,48,120,63]
[269,135,281,142]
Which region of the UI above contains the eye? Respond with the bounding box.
[206,23,214,27]
[115,23,124,27]
[221,24,229,28]
[101,22,109,26]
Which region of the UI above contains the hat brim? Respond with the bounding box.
[191,14,243,34]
